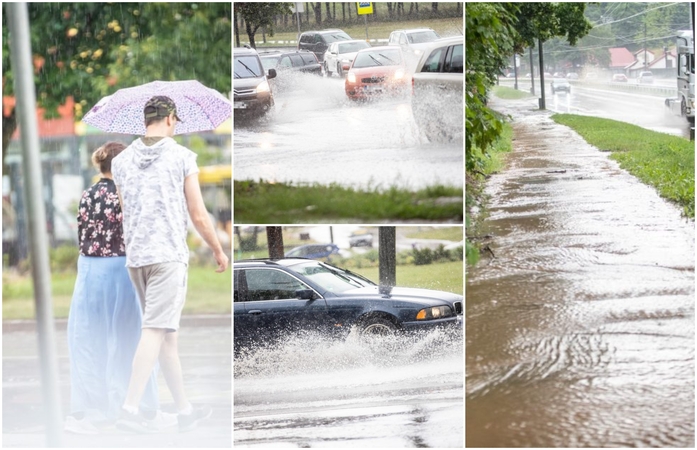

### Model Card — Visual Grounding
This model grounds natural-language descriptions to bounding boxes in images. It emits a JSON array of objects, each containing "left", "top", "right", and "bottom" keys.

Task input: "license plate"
[
  {"left": 234, "top": 102, "right": 247, "bottom": 109},
  {"left": 364, "top": 85, "right": 384, "bottom": 94}
]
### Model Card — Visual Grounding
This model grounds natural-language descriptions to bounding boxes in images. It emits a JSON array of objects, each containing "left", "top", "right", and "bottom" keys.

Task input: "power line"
[
  {"left": 546, "top": 34, "right": 680, "bottom": 54},
  {"left": 591, "top": 2, "right": 683, "bottom": 28}
]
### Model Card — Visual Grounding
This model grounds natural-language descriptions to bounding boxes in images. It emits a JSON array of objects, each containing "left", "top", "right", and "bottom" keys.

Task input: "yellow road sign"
[{"left": 356, "top": 2, "right": 373, "bottom": 15}]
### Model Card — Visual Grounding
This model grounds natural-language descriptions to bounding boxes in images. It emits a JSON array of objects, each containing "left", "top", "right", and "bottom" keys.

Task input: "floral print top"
[{"left": 77, "top": 178, "right": 126, "bottom": 257}]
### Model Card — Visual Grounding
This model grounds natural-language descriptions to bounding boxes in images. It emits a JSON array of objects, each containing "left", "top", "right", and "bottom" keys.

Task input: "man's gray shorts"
[{"left": 128, "top": 262, "right": 188, "bottom": 332}]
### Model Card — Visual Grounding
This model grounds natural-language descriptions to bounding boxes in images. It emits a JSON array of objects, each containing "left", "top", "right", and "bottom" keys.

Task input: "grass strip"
[
  {"left": 351, "top": 261, "right": 463, "bottom": 295},
  {"left": 552, "top": 114, "right": 694, "bottom": 218},
  {"left": 492, "top": 85, "right": 533, "bottom": 100},
  {"left": 234, "top": 180, "right": 463, "bottom": 223},
  {"left": 2, "top": 265, "right": 230, "bottom": 320}
]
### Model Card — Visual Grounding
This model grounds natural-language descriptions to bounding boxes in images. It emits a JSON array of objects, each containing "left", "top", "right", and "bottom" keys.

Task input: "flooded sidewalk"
[{"left": 466, "top": 97, "right": 695, "bottom": 447}]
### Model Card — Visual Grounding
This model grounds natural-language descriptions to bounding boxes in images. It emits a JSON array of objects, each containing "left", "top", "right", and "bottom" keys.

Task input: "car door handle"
[{"left": 248, "top": 310, "right": 262, "bottom": 315}]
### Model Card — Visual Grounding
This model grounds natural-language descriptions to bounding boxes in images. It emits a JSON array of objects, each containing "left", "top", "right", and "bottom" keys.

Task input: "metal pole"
[
  {"left": 529, "top": 46, "right": 536, "bottom": 96},
  {"left": 6, "top": 3, "right": 63, "bottom": 447},
  {"left": 378, "top": 227, "right": 396, "bottom": 295},
  {"left": 513, "top": 54, "right": 518, "bottom": 90},
  {"left": 364, "top": 15, "right": 368, "bottom": 40},
  {"left": 538, "top": 37, "right": 546, "bottom": 110}
]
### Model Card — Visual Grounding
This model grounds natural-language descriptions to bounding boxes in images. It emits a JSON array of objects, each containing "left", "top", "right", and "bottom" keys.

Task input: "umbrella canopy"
[{"left": 82, "top": 80, "right": 231, "bottom": 135}]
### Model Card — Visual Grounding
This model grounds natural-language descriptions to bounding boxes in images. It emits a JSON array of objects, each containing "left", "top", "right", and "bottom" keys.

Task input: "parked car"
[
  {"left": 284, "top": 244, "right": 340, "bottom": 260},
  {"left": 638, "top": 71, "right": 654, "bottom": 84},
  {"left": 550, "top": 78, "right": 570, "bottom": 94},
  {"left": 349, "top": 232, "right": 373, "bottom": 247},
  {"left": 233, "top": 258, "right": 463, "bottom": 349},
  {"left": 387, "top": 28, "right": 440, "bottom": 70},
  {"left": 345, "top": 46, "right": 409, "bottom": 99},
  {"left": 566, "top": 72, "right": 579, "bottom": 80},
  {"left": 612, "top": 73, "right": 628, "bottom": 82},
  {"left": 322, "top": 39, "right": 371, "bottom": 77},
  {"left": 233, "top": 46, "right": 277, "bottom": 119},
  {"left": 411, "top": 36, "right": 463, "bottom": 141},
  {"left": 585, "top": 72, "right": 598, "bottom": 80},
  {"left": 553, "top": 72, "right": 564, "bottom": 77},
  {"left": 258, "top": 50, "right": 321, "bottom": 75},
  {"left": 298, "top": 29, "right": 352, "bottom": 62}
]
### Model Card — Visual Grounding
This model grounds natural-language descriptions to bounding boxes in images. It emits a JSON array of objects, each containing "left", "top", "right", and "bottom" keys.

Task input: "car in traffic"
[
  {"left": 638, "top": 71, "right": 654, "bottom": 84},
  {"left": 233, "top": 258, "right": 463, "bottom": 349},
  {"left": 612, "top": 73, "right": 628, "bottom": 82},
  {"left": 234, "top": 46, "right": 277, "bottom": 119},
  {"left": 259, "top": 50, "right": 321, "bottom": 75},
  {"left": 298, "top": 29, "right": 352, "bottom": 62},
  {"left": 284, "top": 244, "right": 340, "bottom": 260},
  {"left": 566, "top": 72, "right": 579, "bottom": 80},
  {"left": 322, "top": 39, "right": 371, "bottom": 77},
  {"left": 387, "top": 28, "right": 440, "bottom": 69},
  {"left": 550, "top": 78, "right": 570, "bottom": 94},
  {"left": 349, "top": 231, "right": 373, "bottom": 247},
  {"left": 411, "top": 35, "right": 463, "bottom": 141},
  {"left": 345, "top": 46, "right": 409, "bottom": 99}
]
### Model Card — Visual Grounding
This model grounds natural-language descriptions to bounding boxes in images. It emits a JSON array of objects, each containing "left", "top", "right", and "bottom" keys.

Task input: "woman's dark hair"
[{"left": 91, "top": 141, "right": 126, "bottom": 174}]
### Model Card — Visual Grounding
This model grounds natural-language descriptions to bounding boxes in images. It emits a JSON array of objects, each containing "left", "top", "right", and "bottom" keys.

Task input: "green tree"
[
  {"left": 234, "top": 2, "right": 293, "bottom": 49},
  {"left": 2, "top": 3, "right": 231, "bottom": 163}
]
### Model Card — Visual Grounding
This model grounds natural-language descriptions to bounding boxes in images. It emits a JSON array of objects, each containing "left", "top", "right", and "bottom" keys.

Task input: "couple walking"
[{"left": 65, "top": 96, "right": 229, "bottom": 434}]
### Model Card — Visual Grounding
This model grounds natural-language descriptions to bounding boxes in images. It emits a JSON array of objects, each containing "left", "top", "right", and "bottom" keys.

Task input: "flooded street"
[
  {"left": 234, "top": 330, "right": 463, "bottom": 448},
  {"left": 466, "top": 98, "right": 695, "bottom": 447},
  {"left": 234, "top": 73, "right": 463, "bottom": 190}
]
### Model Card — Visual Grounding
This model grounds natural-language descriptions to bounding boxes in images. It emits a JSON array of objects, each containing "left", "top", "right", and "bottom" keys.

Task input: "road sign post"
[{"left": 356, "top": 2, "right": 373, "bottom": 40}]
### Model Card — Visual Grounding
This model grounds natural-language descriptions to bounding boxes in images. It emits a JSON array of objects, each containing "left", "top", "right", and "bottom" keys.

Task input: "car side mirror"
[
  {"left": 267, "top": 68, "right": 277, "bottom": 79},
  {"left": 296, "top": 289, "right": 315, "bottom": 300}
]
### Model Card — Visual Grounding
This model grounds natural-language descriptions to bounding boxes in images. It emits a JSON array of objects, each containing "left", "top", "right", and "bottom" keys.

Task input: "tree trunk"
[
  {"left": 432, "top": 2, "right": 438, "bottom": 13},
  {"left": 246, "top": 21, "right": 258, "bottom": 49},
  {"left": 312, "top": 2, "right": 322, "bottom": 25},
  {"left": 409, "top": 2, "right": 414, "bottom": 15},
  {"left": 348, "top": 2, "right": 352, "bottom": 20},
  {"left": 387, "top": 2, "right": 394, "bottom": 19},
  {"left": 266, "top": 227, "right": 284, "bottom": 259},
  {"left": 342, "top": 2, "right": 346, "bottom": 21}
]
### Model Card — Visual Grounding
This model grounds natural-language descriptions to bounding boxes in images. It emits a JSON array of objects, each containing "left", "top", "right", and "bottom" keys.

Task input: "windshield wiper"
[
  {"left": 377, "top": 53, "right": 397, "bottom": 64},
  {"left": 236, "top": 60, "right": 259, "bottom": 76},
  {"left": 319, "top": 263, "right": 363, "bottom": 287},
  {"left": 368, "top": 55, "right": 383, "bottom": 66}
]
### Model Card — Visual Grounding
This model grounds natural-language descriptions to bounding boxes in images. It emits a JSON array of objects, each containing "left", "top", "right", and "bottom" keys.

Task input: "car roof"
[
  {"left": 392, "top": 28, "right": 436, "bottom": 33},
  {"left": 258, "top": 50, "right": 315, "bottom": 57},
  {"left": 302, "top": 29, "right": 347, "bottom": 34},
  {"left": 234, "top": 258, "right": 323, "bottom": 268},
  {"left": 233, "top": 46, "right": 259, "bottom": 56},
  {"left": 357, "top": 45, "right": 399, "bottom": 52}
]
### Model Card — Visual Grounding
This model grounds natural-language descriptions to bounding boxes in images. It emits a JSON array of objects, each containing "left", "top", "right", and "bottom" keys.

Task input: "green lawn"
[
  {"left": 351, "top": 261, "right": 463, "bottom": 295},
  {"left": 234, "top": 180, "right": 463, "bottom": 223},
  {"left": 552, "top": 114, "right": 695, "bottom": 218},
  {"left": 404, "top": 226, "right": 462, "bottom": 241},
  {"left": 2, "top": 265, "right": 230, "bottom": 320},
  {"left": 492, "top": 85, "right": 533, "bottom": 100}
]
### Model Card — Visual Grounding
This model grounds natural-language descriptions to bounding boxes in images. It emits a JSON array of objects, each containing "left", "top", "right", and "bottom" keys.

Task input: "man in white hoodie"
[{"left": 111, "top": 96, "right": 229, "bottom": 433}]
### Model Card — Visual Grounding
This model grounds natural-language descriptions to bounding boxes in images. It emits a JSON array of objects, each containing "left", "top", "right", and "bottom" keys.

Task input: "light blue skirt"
[{"left": 67, "top": 255, "right": 159, "bottom": 420}]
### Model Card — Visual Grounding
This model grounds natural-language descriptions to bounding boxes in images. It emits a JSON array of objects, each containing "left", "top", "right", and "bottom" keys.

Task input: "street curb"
[{"left": 2, "top": 314, "right": 231, "bottom": 333}]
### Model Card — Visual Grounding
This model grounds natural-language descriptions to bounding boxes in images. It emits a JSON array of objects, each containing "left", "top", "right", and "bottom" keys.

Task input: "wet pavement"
[
  {"left": 235, "top": 329, "right": 463, "bottom": 448},
  {"left": 2, "top": 315, "right": 231, "bottom": 448},
  {"left": 234, "top": 72, "right": 463, "bottom": 190},
  {"left": 466, "top": 97, "right": 695, "bottom": 447}
]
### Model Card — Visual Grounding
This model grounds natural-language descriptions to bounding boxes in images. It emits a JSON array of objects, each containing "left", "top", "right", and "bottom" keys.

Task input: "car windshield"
[
  {"left": 407, "top": 30, "right": 439, "bottom": 44},
  {"left": 338, "top": 41, "right": 370, "bottom": 54},
  {"left": 259, "top": 56, "right": 280, "bottom": 71},
  {"left": 234, "top": 55, "right": 263, "bottom": 79},
  {"left": 323, "top": 32, "right": 351, "bottom": 43},
  {"left": 353, "top": 49, "right": 402, "bottom": 68},
  {"left": 289, "top": 261, "right": 374, "bottom": 293}
]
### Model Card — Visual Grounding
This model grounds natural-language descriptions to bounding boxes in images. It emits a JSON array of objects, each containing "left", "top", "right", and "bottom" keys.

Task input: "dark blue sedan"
[{"left": 234, "top": 258, "right": 462, "bottom": 350}]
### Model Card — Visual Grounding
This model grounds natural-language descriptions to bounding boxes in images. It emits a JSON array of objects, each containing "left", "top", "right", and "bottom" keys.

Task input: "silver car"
[
  {"left": 411, "top": 36, "right": 463, "bottom": 142},
  {"left": 388, "top": 28, "right": 441, "bottom": 71},
  {"left": 322, "top": 40, "right": 371, "bottom": 77}
]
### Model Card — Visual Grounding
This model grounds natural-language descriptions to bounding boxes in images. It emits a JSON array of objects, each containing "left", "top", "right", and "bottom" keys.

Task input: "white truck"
[{"left": 665, "top": 30, "right": 694, "bottom": 123}]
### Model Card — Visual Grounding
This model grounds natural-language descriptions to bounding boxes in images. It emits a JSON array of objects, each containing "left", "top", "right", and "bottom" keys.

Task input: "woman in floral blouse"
[{"left": 65, "top": 142, "right": 166, "bottom": 434}]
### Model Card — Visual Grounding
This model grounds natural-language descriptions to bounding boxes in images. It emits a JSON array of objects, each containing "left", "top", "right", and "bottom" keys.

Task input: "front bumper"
[{"left": 402, "top": 315, "right": 462, "bottom": 331}]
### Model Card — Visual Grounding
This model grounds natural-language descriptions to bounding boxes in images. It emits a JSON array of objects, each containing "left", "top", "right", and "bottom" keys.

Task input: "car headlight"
[
  {"left": 394, "top": 69, "right": 405, "bottom": 80},
  {"left": 347, "top": 72, "right": 356, "bottom": 83},
  {"left": 256, "top": 80, "right": 270, "bottom": 94},
  {"left": 416, "top": 305, "right": 453, "bottom": 320}
]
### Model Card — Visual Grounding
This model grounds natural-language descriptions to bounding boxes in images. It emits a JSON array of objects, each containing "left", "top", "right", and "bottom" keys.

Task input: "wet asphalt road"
[
  {"left": 2, "top": 316, "right": 231, "bottom": 448},
  {"left": 233, "top": 72, "right": 463, "bottom": 190},
  {"left": 466, "top": 97, "right": 694, "bottom": 447}
]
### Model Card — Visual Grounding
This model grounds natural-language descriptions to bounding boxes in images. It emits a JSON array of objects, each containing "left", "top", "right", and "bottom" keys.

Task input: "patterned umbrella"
[{"left": 82, "top": 80, "right": 231, "bottom": 135}]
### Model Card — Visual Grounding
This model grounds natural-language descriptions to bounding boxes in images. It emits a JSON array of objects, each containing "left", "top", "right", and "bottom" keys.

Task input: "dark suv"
[
  {"left": 234, "top": 46, "right": 277, "bottom": 119},
  {"left": 259, "top": 50, "right": 321, "bottom": 75},
  {"left": 298, "top": 29, "right": 352, "bottom": 62}
]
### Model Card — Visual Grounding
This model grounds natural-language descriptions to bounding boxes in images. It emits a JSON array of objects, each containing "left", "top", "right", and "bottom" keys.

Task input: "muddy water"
[{"left": 466, "top": 99, "right": 695, "bottom": 447}]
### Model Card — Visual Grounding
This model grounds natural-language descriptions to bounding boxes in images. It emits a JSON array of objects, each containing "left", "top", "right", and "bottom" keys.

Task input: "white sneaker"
[
  {"left": 64, "top": 415, "right": 99, "bottom": 435},
  {"left": 148, "top": 411, "right": 178, "bottom": 430}
]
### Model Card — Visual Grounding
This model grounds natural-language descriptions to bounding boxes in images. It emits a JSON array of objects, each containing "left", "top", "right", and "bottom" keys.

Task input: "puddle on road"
[{"left": 467, "top": 99, "right": 695, "bottom": 447}]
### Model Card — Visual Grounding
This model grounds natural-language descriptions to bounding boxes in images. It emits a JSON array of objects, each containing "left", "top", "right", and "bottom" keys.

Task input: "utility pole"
[
  {"left": 644, "top": 22, "right": 648, "bottom": 70},
  {"left": 378, "top": 227, "right": 396, "bottom": 295},
  {"left": 538, "top": 37, "right": 546, "bottom": 109},
  {"left": 6, "top": 2, "right": 63, "bottom": 446},
  {"left": 513, "top": 54, "right": 519, "bottom": 90},
  {"left": 529, "top": 46, "right": 536, "bottom": 96}
]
